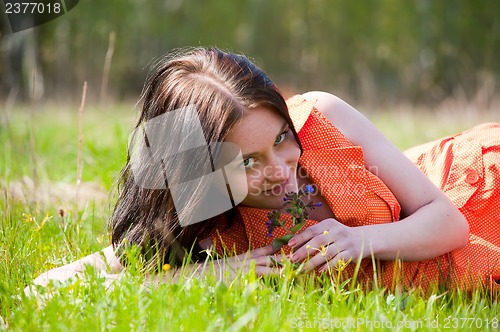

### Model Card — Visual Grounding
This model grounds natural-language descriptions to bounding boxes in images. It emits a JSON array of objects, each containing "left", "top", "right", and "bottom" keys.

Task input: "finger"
[
  {"left": 247, "top": 254, "right": 285, "bottom": 267},
  {"left": 317, "top": 251, "right": 354, "bottom": 274},
  {"left": 247, "top": 244, "right": 277, "bottom": 258},
  {"left": 287, "top": 224, "right": 322, "bottom": 248},
  {"left": 237, "top": 245, "right": 275, "bottom": 261},
  {"left": 255, "top": 266, "right": 282, "bottom": 276},
  {"left": 303, "top": 245, "right": 343, "bottom": 272},
  {"left": 290, "top": 233, "right": 332, "bottom": 263},
  {"left": 288, "top": 218, "right": 340, "bottom": 248},
  {"left": 271, "top": 253, "right": 292, "bottom": 264},
  {"left": 251, "top": 255, "right": 276, "bottom": 267},
  {"left": 265, "top": 254, "right": 290, "bottom": 267}
]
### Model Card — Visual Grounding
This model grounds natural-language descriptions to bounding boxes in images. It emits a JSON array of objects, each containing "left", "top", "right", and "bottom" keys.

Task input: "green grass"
[{"left": 1, "top": 103, "right": 499, "bottom": 331}]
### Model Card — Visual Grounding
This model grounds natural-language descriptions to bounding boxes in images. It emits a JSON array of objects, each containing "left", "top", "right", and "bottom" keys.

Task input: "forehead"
[{"left": 224, "top": 106, "right": 286, "bottom": 145}]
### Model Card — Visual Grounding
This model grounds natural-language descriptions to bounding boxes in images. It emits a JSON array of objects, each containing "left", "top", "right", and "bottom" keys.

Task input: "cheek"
[
  {"left": 286, "top": 142, "right": 301, "bottom": 164},
  {"left": 294, "top": 146, "right": 301, "bottom": 162},
  {"left": 246, "top": 172, "right": 263, "bottom": 194}
]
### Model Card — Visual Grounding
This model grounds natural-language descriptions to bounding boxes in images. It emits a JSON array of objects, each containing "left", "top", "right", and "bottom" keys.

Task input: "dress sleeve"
[{"left": 286, "top": 94, "right": 317, "bottom": 133}]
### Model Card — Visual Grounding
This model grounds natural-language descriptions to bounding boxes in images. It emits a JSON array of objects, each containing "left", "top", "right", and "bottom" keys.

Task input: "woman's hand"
[
  {"left": 300, "top": 91, "right": 468, "bottom": 261},
  {"left": 24, "top": 245, "right": 123, "bottom": 296},
  {"left": 176, "top": 244, "right": 283, "bottom": 281},
  {"left": 287, "top": 218, "right": 369, "bottom": 272}
]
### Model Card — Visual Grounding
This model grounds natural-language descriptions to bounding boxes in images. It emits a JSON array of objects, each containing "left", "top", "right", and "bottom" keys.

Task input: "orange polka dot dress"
[{"left": 209, "top": 95, "right": 500, "bottom": 291}]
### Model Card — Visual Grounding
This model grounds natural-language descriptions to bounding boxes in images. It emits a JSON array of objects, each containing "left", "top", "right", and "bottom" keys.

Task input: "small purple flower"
[
  {"left": 305, "top": 184, "right": 314, "bottom": 194},
  {"left": 265, "top": 187, "right": 322, "bottom": 250},
  {"left": 266, "top": 218, "right": 277, "bottom": 237},
  {"left": 314, "top": 202, "right": 322, "bottom": 207}
]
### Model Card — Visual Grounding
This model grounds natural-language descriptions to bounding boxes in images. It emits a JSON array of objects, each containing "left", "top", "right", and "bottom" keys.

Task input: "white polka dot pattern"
[{"left": 209, "top": 96, "right": 500, "bottom": 291}]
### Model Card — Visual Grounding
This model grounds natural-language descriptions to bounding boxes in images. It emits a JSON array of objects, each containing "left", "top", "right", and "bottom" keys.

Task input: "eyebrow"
[{"left": 241, "top": 121, "right": 290, "bottom": 159}]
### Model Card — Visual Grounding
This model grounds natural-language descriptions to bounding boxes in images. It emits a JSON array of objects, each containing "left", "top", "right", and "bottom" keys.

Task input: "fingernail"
[
  {"left": 291, "top": 254, "right": 298, "bottom": 262},
  {"left": 288, "top": 239, "right": 296, "bottom": 247}
]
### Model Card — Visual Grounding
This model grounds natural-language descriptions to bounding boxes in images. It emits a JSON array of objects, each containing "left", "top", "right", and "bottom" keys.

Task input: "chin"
[{"left": 240, "top": 194, "right": 285, "bottom": 210}]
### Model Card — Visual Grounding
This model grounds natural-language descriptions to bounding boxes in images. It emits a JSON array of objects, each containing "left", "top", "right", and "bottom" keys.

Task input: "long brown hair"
[{"left": 110, "top": 47, "right": 302, "bottom": 269}]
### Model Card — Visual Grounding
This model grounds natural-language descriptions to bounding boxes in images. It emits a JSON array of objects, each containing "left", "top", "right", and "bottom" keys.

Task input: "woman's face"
[{"left": 224, "top": 106, "right": 301, "bottom": 209}]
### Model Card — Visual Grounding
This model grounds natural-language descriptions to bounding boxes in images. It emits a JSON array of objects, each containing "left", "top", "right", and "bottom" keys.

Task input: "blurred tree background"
[{"left": 1, "top": 0, "right": 499, "bottom": 109}]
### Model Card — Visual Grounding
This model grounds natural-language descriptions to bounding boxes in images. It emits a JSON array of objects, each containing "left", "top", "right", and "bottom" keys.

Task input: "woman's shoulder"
[
  {"left": 288, "top": 91, "right": 366, "bottom": 145},
  {"left": 302, "top": 91, "right": 361, "bottom": 134},
  {"left": 288, "top": 92, "right": 407, "bottom": 160}
]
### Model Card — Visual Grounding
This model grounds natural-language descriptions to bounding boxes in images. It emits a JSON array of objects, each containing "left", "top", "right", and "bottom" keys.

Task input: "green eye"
[
  {"left": 242, "top": 157, "right": 255, "bottom": 168},
  {"left": 275, "top": 131, "right": 287, "bottom": 144}
]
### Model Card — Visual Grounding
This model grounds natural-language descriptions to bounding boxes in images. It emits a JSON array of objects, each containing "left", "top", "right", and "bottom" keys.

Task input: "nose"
[{"left": 264, "top": 153, "right": 290, "bottom": 183}]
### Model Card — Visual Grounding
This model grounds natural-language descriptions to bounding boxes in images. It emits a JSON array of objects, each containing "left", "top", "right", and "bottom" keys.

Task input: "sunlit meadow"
[{"left": 1, "top": 101, "right": 498, "bottom": 331}]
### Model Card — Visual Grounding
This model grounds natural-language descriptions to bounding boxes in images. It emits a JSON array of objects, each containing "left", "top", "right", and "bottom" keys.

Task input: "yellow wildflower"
[
  {"left": 335, "top": 258, "right": 353, "bottom": 272},
  {"left": 320, "top": 245, "right": 328, "bottom": 256}
]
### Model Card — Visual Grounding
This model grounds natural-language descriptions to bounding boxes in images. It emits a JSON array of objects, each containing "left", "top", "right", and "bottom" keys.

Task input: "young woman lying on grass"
[{"left": 29, "top": 47, "right": 500, "bottom": 292}]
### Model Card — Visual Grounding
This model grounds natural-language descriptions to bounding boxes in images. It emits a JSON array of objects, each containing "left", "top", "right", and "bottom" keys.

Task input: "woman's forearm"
[
  {"left": 363, "top": 198, "right": 469, "bottom": 261},
  {"left": 31, "top": 245, "right": 122, "bottom": 286}
]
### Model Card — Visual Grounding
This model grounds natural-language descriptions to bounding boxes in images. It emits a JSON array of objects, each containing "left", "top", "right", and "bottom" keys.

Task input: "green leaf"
[
  {"left": 290, "top": 221, "right": 306, "bottom": 234},
  {"left": 271, "top": 218, "right": 282, "bottom": 227},
  {"left": 272, "top": 234, "right": 293, "bottom": 251}
]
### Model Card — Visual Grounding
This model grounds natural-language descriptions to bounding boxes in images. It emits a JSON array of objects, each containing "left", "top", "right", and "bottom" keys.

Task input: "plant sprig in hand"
[{"left": 266, "top": 184, "right": 322, "bottom": 251}]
